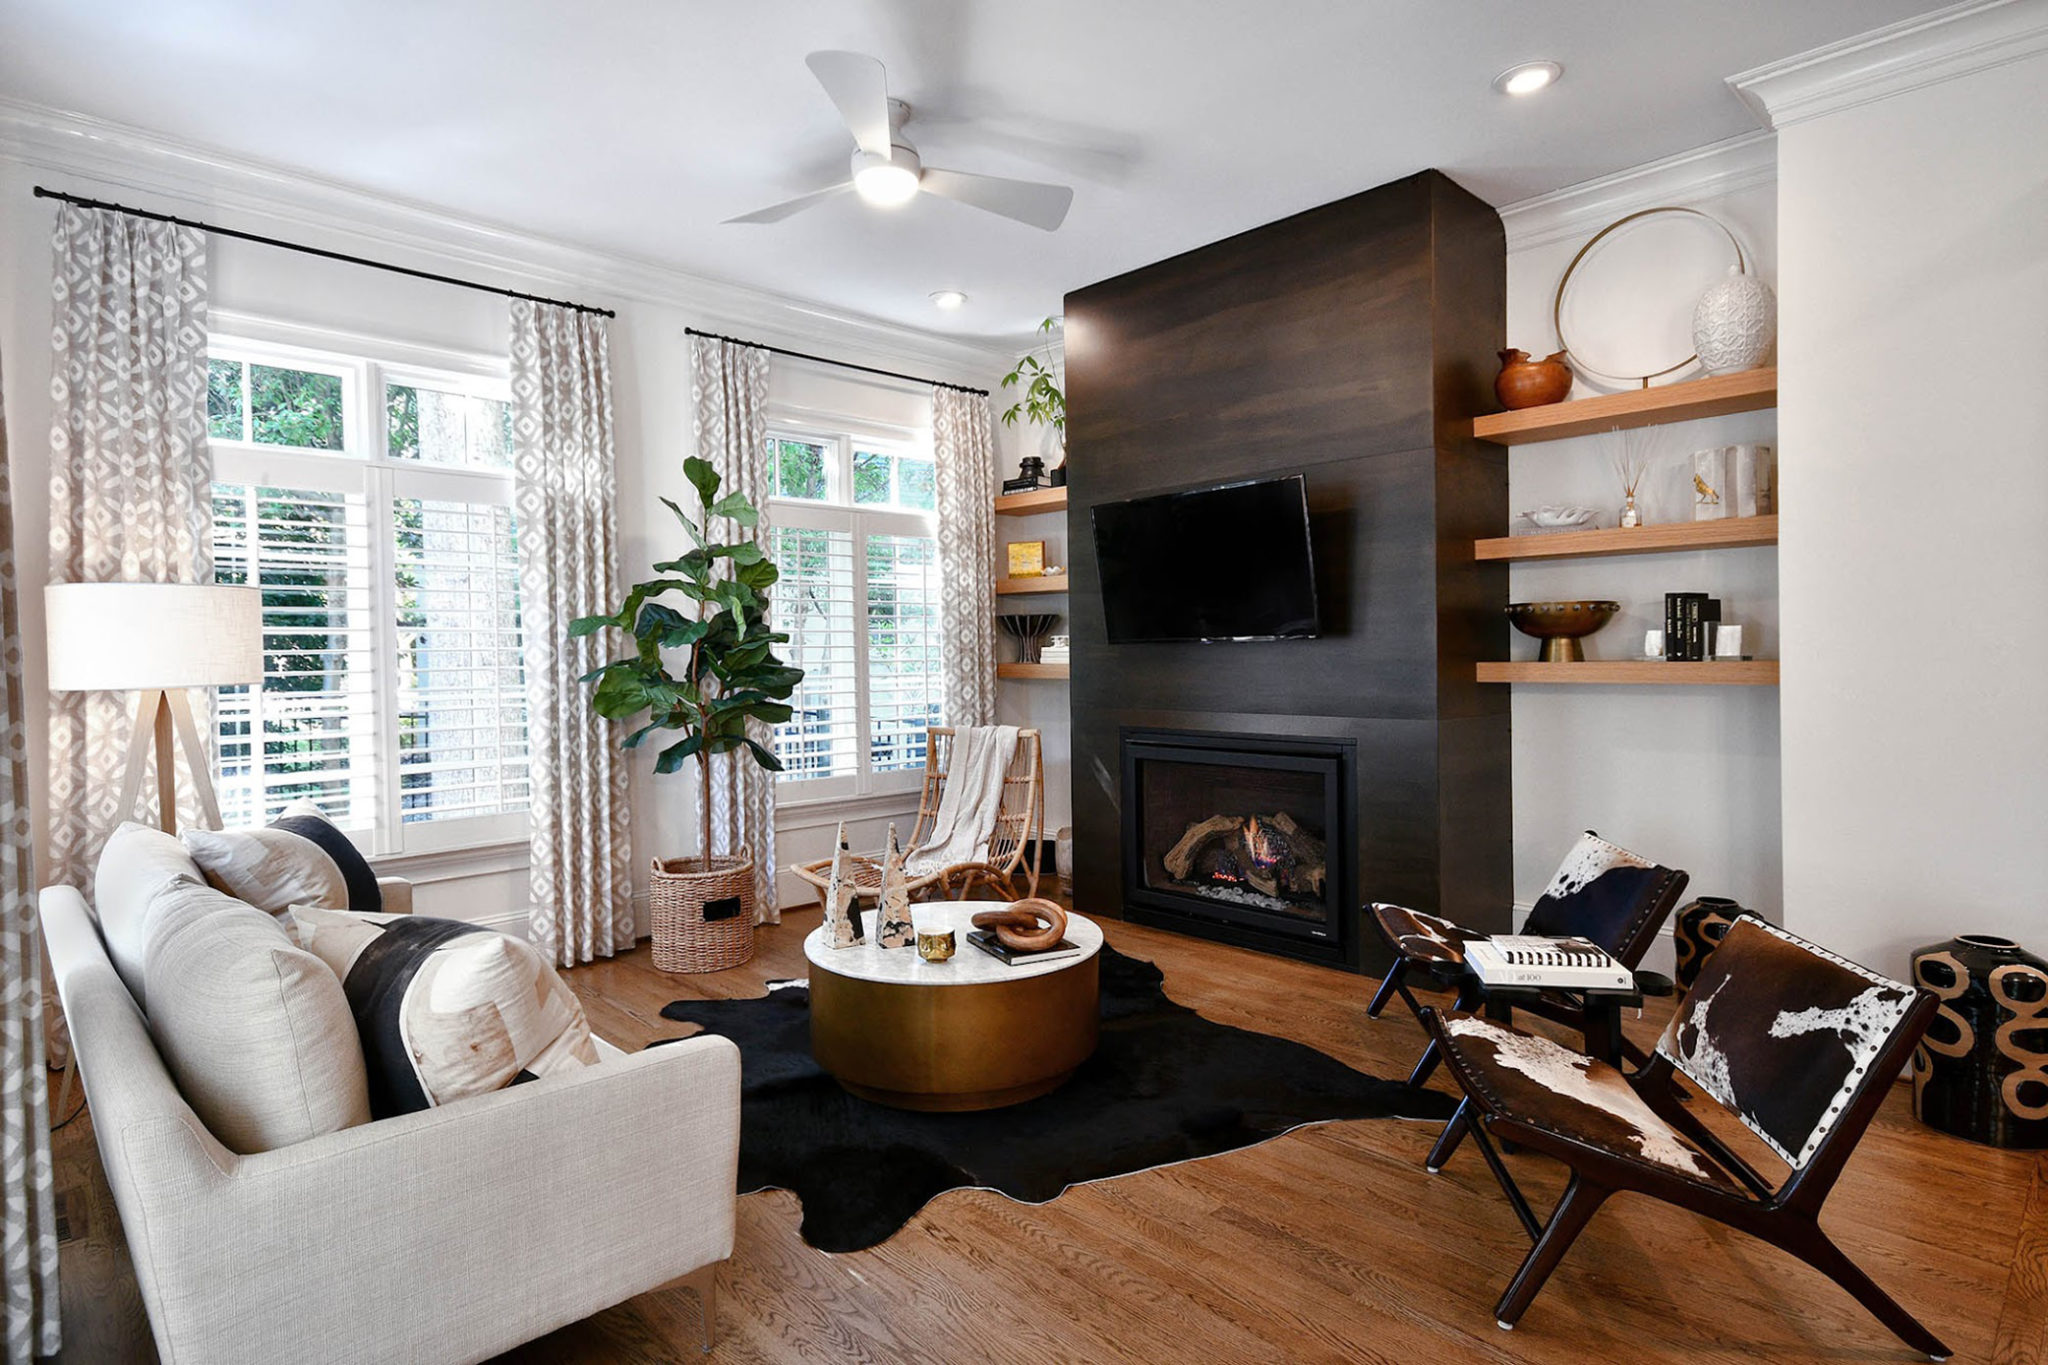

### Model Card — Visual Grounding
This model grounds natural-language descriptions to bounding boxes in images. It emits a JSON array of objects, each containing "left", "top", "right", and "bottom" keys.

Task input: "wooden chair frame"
[
  {"left": 1416, "top": 987, "right": 1950, "bottom": 1359},
  {"left": 792, "top": 727, "right": 1044, "bottom": 908},
  {"left": 1368, "top": 860, "right": 1689, "bottom": 1086}
]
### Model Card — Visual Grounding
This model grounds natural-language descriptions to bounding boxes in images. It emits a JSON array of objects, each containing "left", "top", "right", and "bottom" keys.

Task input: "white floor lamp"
[{"left": 45, "top": 581, "right": 263, "bottom": 834}]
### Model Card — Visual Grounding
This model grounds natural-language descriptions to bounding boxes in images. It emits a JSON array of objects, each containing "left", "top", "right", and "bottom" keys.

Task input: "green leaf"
[
  {"left": 710, "top": 540, "right": 766, "bottom": 564},
  {"left": 568, "top": 613, "right": 615, "bottom": 638},
  {"left": 707, "top": 492, "right": 759, "bottom": 526},
  {"left": 683, "top": 457, "right": 721, "bottom": 508},
  {"left": 742, "top": 737, "right": 784, "bottom": 772},
  {"left": 654, "top": 734, "right": 704, "bottom": 775}
]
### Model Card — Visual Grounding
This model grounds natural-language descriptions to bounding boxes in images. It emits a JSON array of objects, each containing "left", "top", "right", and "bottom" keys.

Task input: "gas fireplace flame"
[{"left": 1243, "top": 816, "right": 1282, "bottom": 869}]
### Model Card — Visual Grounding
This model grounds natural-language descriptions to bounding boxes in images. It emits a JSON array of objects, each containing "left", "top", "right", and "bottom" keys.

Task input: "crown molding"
[
  {"left": 0, "top": 97, "right": 1014, "bottom": 381},
  {"left": 1728, "top": 0, "right": 2048, "bottom": 130},
  {"left": 1497, "top": 131, "right": 1777, "bottom": 253}
]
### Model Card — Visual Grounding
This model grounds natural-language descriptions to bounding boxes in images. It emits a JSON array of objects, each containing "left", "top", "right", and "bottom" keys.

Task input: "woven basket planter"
[{"left": 649, "top": 854, "right": 756, "bottom": 973}]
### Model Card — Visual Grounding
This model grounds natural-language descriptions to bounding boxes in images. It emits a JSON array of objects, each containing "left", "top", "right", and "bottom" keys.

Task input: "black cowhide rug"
[{"left": 656, "top": 946, "right": 1455, "bottom": 1252}]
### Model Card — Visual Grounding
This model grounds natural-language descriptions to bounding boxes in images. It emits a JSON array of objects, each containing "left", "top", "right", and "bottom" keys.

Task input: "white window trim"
[
  {"left": 765, "top": 419, "right": 941, "bottom": 803},
  {"left": 209, "top": 331, "right": 531, "bottom": 860}
]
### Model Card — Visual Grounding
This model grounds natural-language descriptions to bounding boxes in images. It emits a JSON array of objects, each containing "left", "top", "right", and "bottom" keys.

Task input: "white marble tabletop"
[{"left": 803, "top": 901, "right": 1102, "bottom": 986}]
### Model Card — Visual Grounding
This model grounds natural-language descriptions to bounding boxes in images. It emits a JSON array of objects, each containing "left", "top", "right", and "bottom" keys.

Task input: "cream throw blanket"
[{"left": 908, "top": 725, "right": 1020, "bottom": 875}]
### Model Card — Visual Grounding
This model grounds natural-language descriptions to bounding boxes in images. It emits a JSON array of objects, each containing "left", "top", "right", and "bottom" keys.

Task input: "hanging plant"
[
  {"left": 570, "top": 457, "right": 801, "bottom": 867},
  {"left": 1000, "top": 317, "right": 1065, "bottom": 434}
]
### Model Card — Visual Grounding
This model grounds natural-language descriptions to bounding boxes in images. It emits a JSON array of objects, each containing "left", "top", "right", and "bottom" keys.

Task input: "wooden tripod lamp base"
[
  {"left": 45, "top": 581, "right": 262, "bottom": 837},
  {"left": 117, "top": 688, "right": 224, "bottom": 834}
]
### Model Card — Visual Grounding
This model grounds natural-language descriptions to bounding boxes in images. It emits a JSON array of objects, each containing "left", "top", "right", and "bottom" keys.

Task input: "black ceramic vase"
[
  {"left": 1910, "top": 935, "right": 2048, "bottom": 1149},
  {"left": 1672, "top": 896, "right": 1743, "bottom": 990}
]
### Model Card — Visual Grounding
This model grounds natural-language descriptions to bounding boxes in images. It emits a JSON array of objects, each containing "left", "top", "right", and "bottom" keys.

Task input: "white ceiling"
[{"left": 0, "top": 0, "right": 1948, "bottom": 344}]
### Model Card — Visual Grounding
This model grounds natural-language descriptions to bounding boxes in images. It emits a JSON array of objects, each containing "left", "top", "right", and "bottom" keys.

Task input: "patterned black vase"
[
  {"left": 1672, "top": 896, "right": 1742, "bottom": 990},
  {"left": 1911, "top": 935, "right": 2048, "bottom": 1149}
]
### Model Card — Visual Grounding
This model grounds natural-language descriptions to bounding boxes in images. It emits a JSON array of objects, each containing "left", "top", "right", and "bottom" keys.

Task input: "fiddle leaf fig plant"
[
  {"left": 570, "top": 456, "right": 801, "bottom": 867},
  {"left": 1000, "top": 316, "right": 1065, "bottom": 433}
]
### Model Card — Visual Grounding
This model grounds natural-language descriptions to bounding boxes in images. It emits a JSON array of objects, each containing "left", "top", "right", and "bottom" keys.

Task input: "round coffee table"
[{"left": 804, "top": 902, "right": 1102, "bottom": 1112}]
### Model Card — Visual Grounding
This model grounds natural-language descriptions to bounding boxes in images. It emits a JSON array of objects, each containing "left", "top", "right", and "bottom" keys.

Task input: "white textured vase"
[{"left": 1692, "top": 266, "right": 1777, "bottom": 374}]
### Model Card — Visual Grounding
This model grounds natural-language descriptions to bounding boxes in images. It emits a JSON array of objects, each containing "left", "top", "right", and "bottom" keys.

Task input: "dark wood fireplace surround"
[{"left": 1062, "top": 169, "right": 1510, "bottom": 972}]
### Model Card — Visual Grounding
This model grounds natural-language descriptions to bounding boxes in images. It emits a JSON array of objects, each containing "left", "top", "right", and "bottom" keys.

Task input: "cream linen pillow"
[
  {"left": 142, "top": 880, "right": 371, "bottom": 1153},
  {"left": 182, "top": 798, "right": 382, "bottom": 916},
  {"left": 93, "top": 821, "right": 206, "bottom": 1007}
]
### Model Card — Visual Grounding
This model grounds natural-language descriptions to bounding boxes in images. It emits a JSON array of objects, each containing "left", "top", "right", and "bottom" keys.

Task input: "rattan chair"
[{"left": 792, "top": 727, "right": 1044, "bottom": 908}]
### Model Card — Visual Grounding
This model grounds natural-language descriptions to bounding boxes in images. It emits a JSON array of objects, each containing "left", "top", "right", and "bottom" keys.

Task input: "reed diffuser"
[{"left": 1610, "top": 426, "right": 1658, "bottom": 528}]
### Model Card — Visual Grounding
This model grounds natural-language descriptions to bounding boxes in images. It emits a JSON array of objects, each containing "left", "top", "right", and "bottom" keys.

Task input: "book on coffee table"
[
  {"left": 965, "top": 929, "right": 1086, "bottom": 967},
  {"left": 1465, "top": 934, "right": 1634, "bottom": 991}
]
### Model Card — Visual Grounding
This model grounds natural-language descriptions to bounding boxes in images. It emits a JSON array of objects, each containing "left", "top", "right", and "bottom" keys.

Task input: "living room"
[{"left": 0, "top": 2, "right": 2042, "bottom": 1362}]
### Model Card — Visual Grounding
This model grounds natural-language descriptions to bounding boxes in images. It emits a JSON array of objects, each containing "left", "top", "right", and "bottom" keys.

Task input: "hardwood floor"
[{"left": 50, "top": 906, "right": 2045, "bottom": 1363}]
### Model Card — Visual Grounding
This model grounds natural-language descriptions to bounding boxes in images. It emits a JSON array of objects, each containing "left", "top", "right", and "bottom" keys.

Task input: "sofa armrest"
[
  {"left": 375, "top": 876, "right": 412, "bottom": 915},
  {"left": 107, "top": 1035, "right": 739, "bottom": 1365}
]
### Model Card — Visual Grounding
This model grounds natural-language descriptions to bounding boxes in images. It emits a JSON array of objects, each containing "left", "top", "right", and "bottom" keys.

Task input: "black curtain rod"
[
  {"left": 33, "top": 186, "right": 616, "bottom": 319},
  {"left": 685, "top": 327, "right": 988, "bottom": 396}
]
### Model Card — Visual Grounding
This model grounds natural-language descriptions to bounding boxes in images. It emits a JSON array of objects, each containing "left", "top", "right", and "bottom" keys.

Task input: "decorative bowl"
[
  {"left": 997, "top": 613, "right": 1062, "bottom": 663},
  {"left": 1506, "top": 600, "right": 1621, "bottom": 663},
  {"left": 1515, "top": 505, "right": 1600, "bottom": 533}
]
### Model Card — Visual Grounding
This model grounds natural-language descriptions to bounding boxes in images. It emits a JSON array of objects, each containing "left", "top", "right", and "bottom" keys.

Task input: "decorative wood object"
[
  {"left": 1506, "top": 601, "right": 1620, "bottom": 664},
  {"left": 996, "top": 576, "right": 1070, "bottom": 596},
  {"left": 970, "top": 898, "right": 1070, "bottom": 953},
  {"left": 875, "top": 824, "right": 915, "bottom": 950},
  {"left": 1471, "top": 368, "right": 1776, "bottom": 445},
  {"left": 1494, "top": 349, "right": 1572, "bottom": 409},
  {"left": 823, "top": 822, "right": 864, "bottom": 949},
  {"left": 1474, "top": 515, "right": 1777, "bottom": 562},
  {"left": 1911, "top": 934, "right": 2048, "bottom": 1148}
]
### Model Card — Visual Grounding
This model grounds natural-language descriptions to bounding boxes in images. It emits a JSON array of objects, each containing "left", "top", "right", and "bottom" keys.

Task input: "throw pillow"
[
  {"left": 182, "top": 798, "right": 382, "bottom": 916},
  {"left": 142, "top": 880, "right": 372, "bottom": 1153},
  {"left": 290, "top": 906, "right": 599, "bottom": 1118},
  {"left": 93, "top": 821, "right": 206, "bottom": 1007}
]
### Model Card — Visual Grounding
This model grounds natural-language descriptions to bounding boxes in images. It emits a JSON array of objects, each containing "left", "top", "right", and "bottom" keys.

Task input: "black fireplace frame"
[{"left": 1119, "top": 727, "right": 1358, "bottom": 967}]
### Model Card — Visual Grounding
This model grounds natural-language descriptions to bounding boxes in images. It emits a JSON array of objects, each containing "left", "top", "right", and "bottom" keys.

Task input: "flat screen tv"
[{"left": 1093, "top": 475, "right": 1319, "bottom": 643}]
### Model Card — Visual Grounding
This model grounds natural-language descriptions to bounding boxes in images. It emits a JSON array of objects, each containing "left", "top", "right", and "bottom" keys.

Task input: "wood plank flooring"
[{"left": 49, "top": 906, "right": 2044, "bottom": 1363}]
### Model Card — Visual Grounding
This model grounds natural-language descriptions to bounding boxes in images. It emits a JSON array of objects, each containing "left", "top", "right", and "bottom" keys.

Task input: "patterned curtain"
[
  {"left": 688, "top": 336, "right": 778, "bottom": 924},
  {"left": 932, "top": 387, "right": 999, "bottom": 728},
  {"left": 45, "top": 204, "right": 212, "bottom": 887},
  {"left": 510, "top": 301, "right": 635, "bottom": 966},
  {"left": 3, "top": 350, "right": 62, "bottom": 1360}
]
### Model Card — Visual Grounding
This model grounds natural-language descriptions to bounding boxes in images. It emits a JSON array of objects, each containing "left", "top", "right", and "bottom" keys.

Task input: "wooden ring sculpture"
[{"left": 971, "top": 898, "right": 1069, "bottom": 953}]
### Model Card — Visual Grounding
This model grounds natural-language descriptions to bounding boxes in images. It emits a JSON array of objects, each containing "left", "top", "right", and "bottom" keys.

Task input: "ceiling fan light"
[
  {"left": 855, "top": 162, "right": 920, "bottom": 206},
  {"left": 1494, "top": 61, "right": 1562, "bottom": 96}
]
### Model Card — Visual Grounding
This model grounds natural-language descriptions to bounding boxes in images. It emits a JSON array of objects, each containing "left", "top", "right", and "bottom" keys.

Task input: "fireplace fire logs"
[{"left": 1163, "top": 812, "right": 1327, "bottom": 905}]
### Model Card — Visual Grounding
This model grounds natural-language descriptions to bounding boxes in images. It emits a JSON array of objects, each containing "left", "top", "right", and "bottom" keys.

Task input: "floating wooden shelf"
[
  {"left": 1472, "top": 368, "right": 1777, "bottom": 446},
  {"left": 996, "top": 576, "right": 1071, "bottom": 596},
  {"left": 998, "top": 662, "right": 1070, "bottom": 680},
  {"left": 995, "top": 487, "right": 1067, "bottom": 515},
  {"left": 1477, "top": 660, "right": 1779, "bottom": 685},
  {"left": 1476, "top": 515, "right": 1778, "bottom": 562}
]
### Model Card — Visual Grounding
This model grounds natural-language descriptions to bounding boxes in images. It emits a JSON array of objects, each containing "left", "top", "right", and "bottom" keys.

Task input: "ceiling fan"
[{"left": 725, "top": 51, "right": 1075, "bottom": 232}]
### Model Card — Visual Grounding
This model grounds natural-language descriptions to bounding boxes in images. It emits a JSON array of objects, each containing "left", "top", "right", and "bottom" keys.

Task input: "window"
[
  {"left": 208, "top": 337, "right": 528, "bottom": 855},
  {"left": 765, "top": 425, "right": 943, "bottom": 798}
]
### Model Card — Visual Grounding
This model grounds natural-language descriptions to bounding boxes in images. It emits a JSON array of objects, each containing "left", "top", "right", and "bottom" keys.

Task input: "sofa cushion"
[
  {"left": 93, "top": 821, "right": 206, "bottom": 1008},
  {"left": 182, "top": 798, "right": 382, "bottom": 916},
  {"left": 291, "top": 907, "right": 598, "bottom": 1119},
  {"left": 142, "top": 880, "right": 371, "bottom": 1153}
]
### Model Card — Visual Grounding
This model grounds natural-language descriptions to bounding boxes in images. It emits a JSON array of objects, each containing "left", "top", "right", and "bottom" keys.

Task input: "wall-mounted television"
[{"left": 1093, "top": 475, "right": 1319, "bottom": 643}]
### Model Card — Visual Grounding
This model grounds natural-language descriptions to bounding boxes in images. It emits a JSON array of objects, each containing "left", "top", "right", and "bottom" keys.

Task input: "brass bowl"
[{"left": 1506, "top": 600, "right": 1621, "bottom": 663}]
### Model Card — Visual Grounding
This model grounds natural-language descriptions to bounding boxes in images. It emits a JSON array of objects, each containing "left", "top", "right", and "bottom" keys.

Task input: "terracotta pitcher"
[{"left": 1494, "top": 349, "right": 1572, "bottom": 410}]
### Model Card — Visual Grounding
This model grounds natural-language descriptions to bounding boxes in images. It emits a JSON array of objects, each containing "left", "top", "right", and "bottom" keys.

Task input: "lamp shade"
[{"left": 45, "top": 582, "right": 263, "bottom": 692}]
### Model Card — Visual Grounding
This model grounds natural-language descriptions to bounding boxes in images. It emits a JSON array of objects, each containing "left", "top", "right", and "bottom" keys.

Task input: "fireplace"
[{"left": 1120, "top": 729, "right": 1356, "bottom": 964}]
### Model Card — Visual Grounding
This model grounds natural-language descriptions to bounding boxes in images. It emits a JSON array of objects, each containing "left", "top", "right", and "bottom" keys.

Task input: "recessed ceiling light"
[
  {"left": 929, "top": 290, "right": 968, "bottom": 310},
  {"left": 1494, "top": 61, "right": 1563, "bottom": 96}
]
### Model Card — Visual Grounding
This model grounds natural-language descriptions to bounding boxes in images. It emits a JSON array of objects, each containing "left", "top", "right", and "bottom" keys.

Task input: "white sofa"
[{"left": 42, "top": 869, "right": 741, "bottom": 1365}]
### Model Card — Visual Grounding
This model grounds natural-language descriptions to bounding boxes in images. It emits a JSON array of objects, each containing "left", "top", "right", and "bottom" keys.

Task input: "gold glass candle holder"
[{"left": 916, "top": 927, "right": 956, "bottom": 963}]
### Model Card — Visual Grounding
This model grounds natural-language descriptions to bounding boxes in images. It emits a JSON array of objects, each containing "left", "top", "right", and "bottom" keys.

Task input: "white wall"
[
  {"left": 1501, "top": 160, "right": 1784, "bottom": 951},
  {"left": 1773, "top": 42, "right": 2048, "bottom": 970},
  {"left": 0, "top": 110, "right": 1011, "bottom": 930}
]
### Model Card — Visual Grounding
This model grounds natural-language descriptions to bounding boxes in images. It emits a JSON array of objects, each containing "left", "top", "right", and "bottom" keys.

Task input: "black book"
[
  {"left": 1664, "top": 593, "right": 1680, "bottom": 660},
  {"left": 965, "top": 929, "right": 1085, "bottom": 966}
]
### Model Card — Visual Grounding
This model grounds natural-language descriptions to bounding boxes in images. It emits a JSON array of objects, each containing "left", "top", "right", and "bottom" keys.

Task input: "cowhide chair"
[
  {"left": 1367, "top": 831, "right": 1689, "bottom": 1085},
  {"left": 1418, "top": 915, "right": 1949, "bottom": 1359}
]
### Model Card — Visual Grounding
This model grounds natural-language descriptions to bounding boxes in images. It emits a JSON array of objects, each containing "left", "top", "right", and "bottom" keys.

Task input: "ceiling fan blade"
[
  {"left": 723, "top": 181, "right": 855, "bottom": 225},
  {"left": 805, "top": 50, "right": 893, "bottom": 159},
  {"left": 919, "top": 167, "right": 1074, "bottom": 231}
]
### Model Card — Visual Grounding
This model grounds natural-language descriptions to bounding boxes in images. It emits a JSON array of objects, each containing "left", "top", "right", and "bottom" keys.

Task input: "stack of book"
[
  {"left": 1039, "top": 633, "right": 1071, "bottom": 665},
  {"left": 966, "top": 930, "right": 1085, "bottom": 966},
  {"left": 1663, "top": 593, "right": 1719, "bottom": 661}
]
